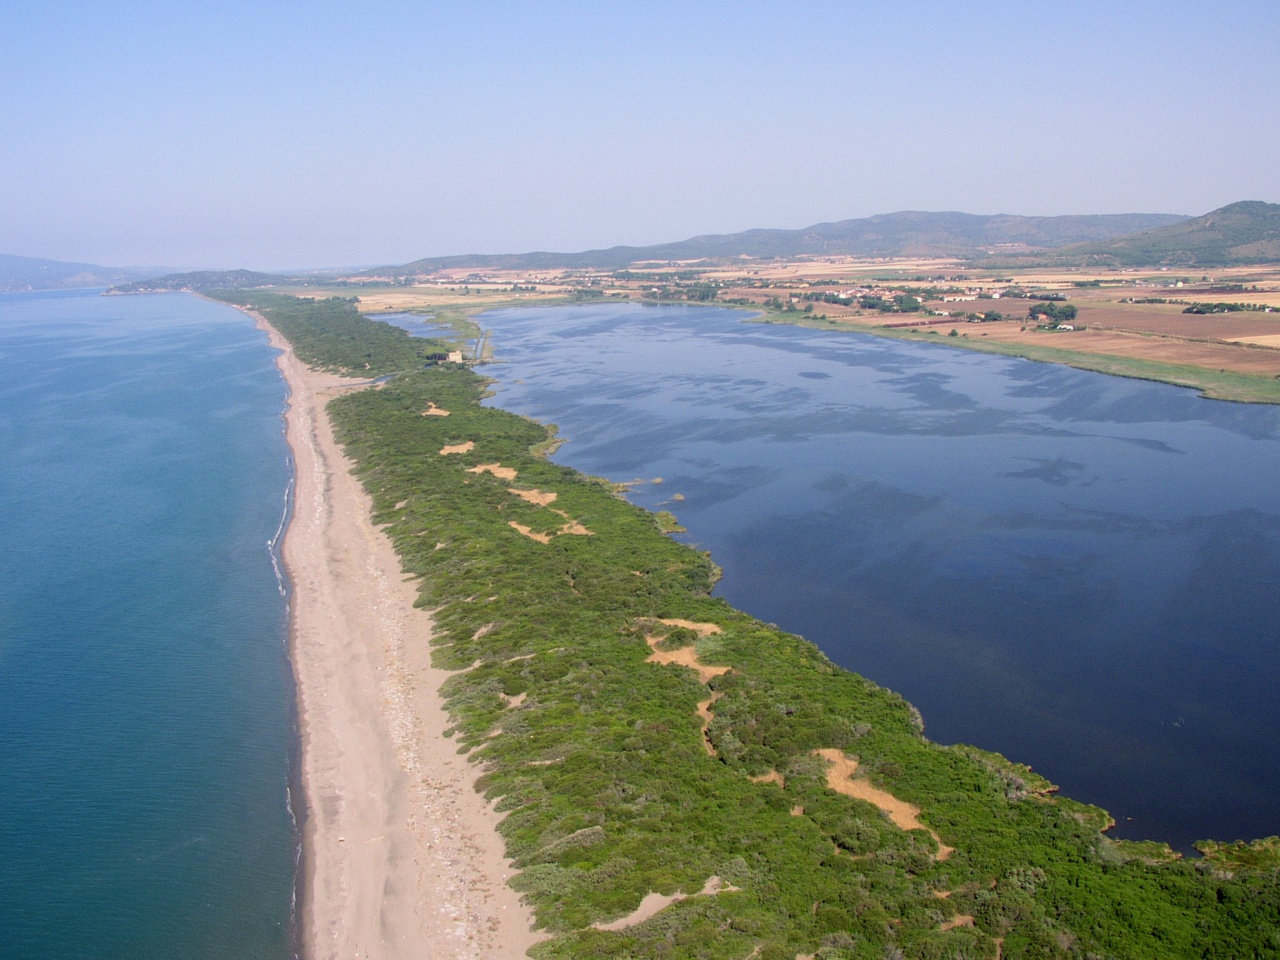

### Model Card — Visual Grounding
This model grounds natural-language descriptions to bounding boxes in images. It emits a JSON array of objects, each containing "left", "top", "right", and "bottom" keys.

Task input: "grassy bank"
[{"left": 221, "top": 291, "right": 1280, "bottom": 960}]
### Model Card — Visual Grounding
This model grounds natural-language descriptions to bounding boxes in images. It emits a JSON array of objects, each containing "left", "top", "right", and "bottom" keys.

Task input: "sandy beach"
[{"left": 257, "top": 316, "right": 540, "bottom": 960}]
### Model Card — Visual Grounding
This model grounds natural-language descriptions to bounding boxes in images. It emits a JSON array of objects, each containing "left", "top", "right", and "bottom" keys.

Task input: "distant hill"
[
  {"left": 391, "top": 210, "right": 1189, "bottom": 274},
  {"left": 1058, "top": 201, "right": 1280, "bottom": 266},
  {"left": 108, "top": 269, "right": 291, "bottom": 294},
  {"left": 0, "top": 253, "right": 163, "bottom": 292}
]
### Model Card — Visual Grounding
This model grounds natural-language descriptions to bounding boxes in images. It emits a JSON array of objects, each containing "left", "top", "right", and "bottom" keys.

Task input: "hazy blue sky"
[{"left": 2, "top": 0, "right": 1277, "bottom": 269}]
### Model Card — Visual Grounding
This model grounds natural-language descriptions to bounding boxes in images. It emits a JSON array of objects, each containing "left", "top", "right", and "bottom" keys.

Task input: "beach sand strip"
[{"left": 257, "top": 314, "right": 540, "bottom": 960}]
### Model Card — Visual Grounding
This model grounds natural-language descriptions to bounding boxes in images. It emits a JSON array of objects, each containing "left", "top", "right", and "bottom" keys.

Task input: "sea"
[
  {"left": 0, "top": 290, "right": 296, "bottom": 959},
  {"left": 391, "top": 301, "right": 1280, "bottom": 854}
]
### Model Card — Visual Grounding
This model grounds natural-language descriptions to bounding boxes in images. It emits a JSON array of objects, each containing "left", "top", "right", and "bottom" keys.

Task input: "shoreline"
[{"left": 253, "top": 311, "right": 539, "bottom": 960}]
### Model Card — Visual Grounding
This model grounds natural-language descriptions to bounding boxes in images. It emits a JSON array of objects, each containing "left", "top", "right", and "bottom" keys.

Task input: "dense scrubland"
[{"left": 218, "top": 291, "right": 1280, "bottom": 960}]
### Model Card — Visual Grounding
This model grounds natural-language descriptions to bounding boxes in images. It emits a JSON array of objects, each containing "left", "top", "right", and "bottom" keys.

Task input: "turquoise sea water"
[
  {"left": 421, "top": 302, "right": 1280, "bottom": 854},
  {"left": 0, "top": 290, "right": 295, "bottom": 959}
]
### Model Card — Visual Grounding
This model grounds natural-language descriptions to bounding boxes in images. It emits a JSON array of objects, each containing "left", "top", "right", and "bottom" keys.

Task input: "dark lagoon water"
[
  {"left": 411, "top": 302, "right": 1280, "bottom": 853},
  {"left": 0, "top": 290, "right": 295, "bottom": 959}
]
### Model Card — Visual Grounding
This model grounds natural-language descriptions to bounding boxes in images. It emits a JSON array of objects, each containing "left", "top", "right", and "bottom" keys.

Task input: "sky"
[{"left": 2, "top": 0, "right": 1278, "bottom": 270}]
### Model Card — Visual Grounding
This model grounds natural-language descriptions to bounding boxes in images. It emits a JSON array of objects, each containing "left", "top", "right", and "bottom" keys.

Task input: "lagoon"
[{"left": 439, "top": 301, "right": 1280, "bottom": 853}]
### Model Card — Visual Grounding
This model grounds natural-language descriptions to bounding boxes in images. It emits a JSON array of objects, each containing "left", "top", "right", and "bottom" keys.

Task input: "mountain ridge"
[
  {"left": 100, "top": 201, "right": 1280, "bottom": 295},
  {"left": 1058, "top": 200, "right": 1280, "bottom": 266},
  {"left": 107, "top": 269, "right": 293, "bottom": 294},
  {"left": 0, "top": 253, "right": 166, "bottom": 292},
  {"left": 391, "top": 210, "right": 1190, "bottom": 274}
]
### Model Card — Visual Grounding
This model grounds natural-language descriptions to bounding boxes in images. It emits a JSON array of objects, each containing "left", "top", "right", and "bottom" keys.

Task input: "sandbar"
[{"left": 255, "top": 313, "right": 539, "bottom": 960}]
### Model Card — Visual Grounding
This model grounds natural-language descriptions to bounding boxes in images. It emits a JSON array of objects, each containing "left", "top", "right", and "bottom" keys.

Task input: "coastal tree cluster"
[
  {"left": 1182, "top": 301, "right": 1273, "bottom": 314},
  {"left": 220, "top": 291, "right": 1280, "bottom": 960},
  {"left": 798, "top": 291, "right": 924, "bottom": 313},
  {"left": 1028, "top": 302, "right": 1078, "bottom": 326}
]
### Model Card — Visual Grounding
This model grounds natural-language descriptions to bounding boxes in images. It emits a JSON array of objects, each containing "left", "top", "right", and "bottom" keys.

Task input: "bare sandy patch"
[
  {"left": 421, "top": 403, "right": 450, "bottom": 417},
  {"left": 751, "top": 770, "right": 786, "bottom": 787},
  {"left": 554, "top": 517, "right": 593, "bottom": 536},
  {"left": 469, "top": 463, "right": 518, "bottom": 481},
  {"left": 508, "top": 487, "right": 557, "bottom": 506},
  {"left": 506, "top": 509, "right": 593, "bottom": 544},
  {"left": 696, "top": 692, "right": 723, "bottom": 726},
  {"left": 593, "top": 876, "right": 738, "bottom": 932},
  {"left": 696, "top": 692, "right": 725, "bottom": 756},
  {"left": 642, "top": 622, "right": 729, "bottom": 754},
  {"left": 645, "top": 637, "right": 731, "bottom": 684},
  {"left": 813, "top": 748, "right": 953, "bottom": 860},
  {"left": 509, "top": 521, "right": 552, "bottom": 544},
  {"left": 439, "top": 441, "right": 474, "bottom": 455},
  {"left": 657, "top": 619, "right": 723, "bottom": 638},
  {"left": 941, "top": 915, "right": 975, "bottom": 931}
]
